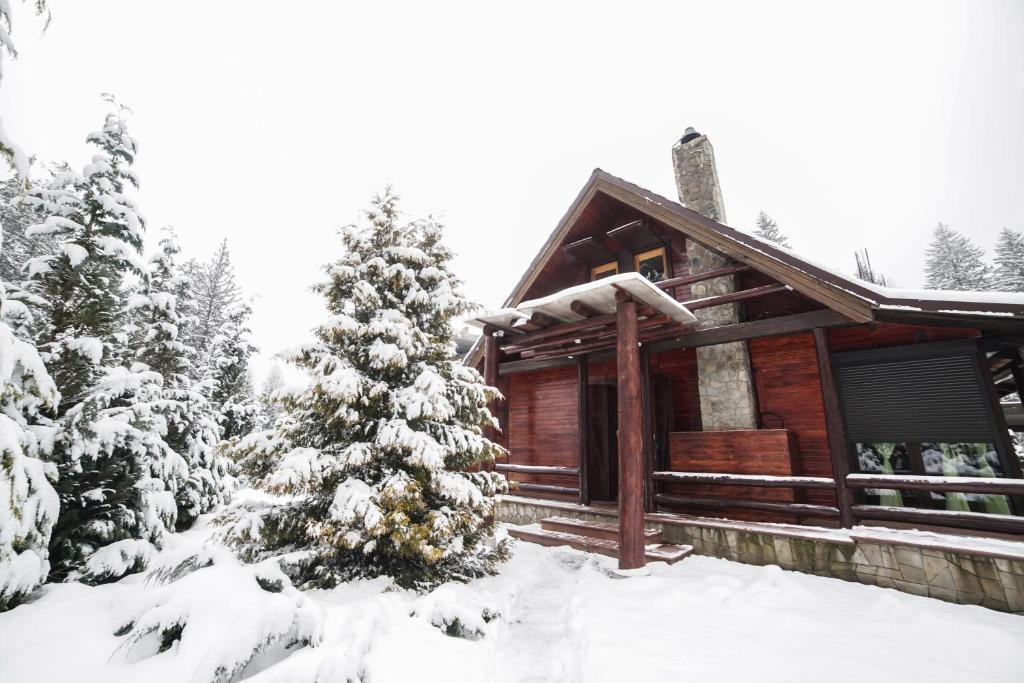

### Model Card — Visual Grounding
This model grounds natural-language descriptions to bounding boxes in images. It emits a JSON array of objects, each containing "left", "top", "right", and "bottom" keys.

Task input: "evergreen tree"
[
  {"left": 221, "top": 189, "right": 508, "bottom": 591},
  {"left": 924, "top": 223, "right": 991, "bottom": 291},
  {"left": 256, "top": 362, "right": 285, "bottom": 430},
  {"left": 993, "top": 228, "right": 1024, "bottom": 292},
  {"left": 206, "top": 302, "right": 258, "bottom": 441},
  {"left": 1, "top": 173, "right": 59, "bottom": 285},
  {"left": 753, "top": 210, "right": 790, "bottom": 248},
  {"left": 129, "top": 230, "right": 231, "bottom": 529},
  {"left": 0, "top": 233, "right": 59, "bottom": 611},
  {"left": 187, "top": 240, "right": 241, "bottom": 367},
  {"left": 24, "top": 103, "right": 185, "bottom": 581}
]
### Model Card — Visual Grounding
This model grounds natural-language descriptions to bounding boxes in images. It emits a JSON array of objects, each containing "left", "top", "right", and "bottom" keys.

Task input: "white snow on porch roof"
[{"left": 471, "top": 272, "right": 698, "bottom": 329}]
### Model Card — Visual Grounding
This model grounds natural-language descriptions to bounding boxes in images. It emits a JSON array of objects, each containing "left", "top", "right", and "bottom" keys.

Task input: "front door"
[{"left": 586, "top": 383, "right": 618, "bottom": 501}]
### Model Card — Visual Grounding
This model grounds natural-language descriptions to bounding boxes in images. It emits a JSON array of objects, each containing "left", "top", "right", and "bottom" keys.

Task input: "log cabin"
[{"left": 467, "top": 128, "right": 1024, "bottom": 576}]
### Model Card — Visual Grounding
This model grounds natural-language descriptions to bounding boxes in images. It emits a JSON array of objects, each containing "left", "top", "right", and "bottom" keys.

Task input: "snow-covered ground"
[{"left": 2, "top": 514, "right": 1024, "bottom": 683}]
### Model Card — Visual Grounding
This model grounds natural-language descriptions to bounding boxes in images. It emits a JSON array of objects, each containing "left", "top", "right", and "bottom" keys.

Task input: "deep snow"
[{"left": 2, "top": 512, "right": 1023, "bottom": 683}]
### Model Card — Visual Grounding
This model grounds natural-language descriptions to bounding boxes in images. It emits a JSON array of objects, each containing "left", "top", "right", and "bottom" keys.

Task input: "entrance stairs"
[{"left": 507, "top": 516, "right": 694, "bottom": 564}]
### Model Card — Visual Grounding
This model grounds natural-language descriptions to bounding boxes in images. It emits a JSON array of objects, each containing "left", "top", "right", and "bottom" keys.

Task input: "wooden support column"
[
  {"left": 616, "top": 290, "right": 645, "bottom": 569},
  {"left": 977, "top": 346, "right": 1024, "bottom": 483},
  {"left": 641, "top": 347, "right": 655, "bottom": 513},
  {"left": 483, "top": 326, "right": 501, "bottom": 472},
  {"left": 813, "top": 328, "right": 855, "bottom": 528},
  {"left": 577, "top": 355, "right": 590, "bottom": 505}
]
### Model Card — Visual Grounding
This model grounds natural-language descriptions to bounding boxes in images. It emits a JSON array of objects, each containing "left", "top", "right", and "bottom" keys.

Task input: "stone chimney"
[{"left": 671, "top": 128, "right": 758, "bottom": 431}]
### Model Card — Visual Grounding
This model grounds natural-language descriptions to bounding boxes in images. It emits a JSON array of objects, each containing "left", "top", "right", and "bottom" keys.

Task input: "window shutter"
[{"left": 832, "top": 340, "right": 996, "bottom": 444}]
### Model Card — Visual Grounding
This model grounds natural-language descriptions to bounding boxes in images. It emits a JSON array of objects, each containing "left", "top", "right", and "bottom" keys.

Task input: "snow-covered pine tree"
[
  {"left": 753, "top": 210, "right": 790, "bottom": 248},
  {"left": 186, "top": 239, "right": 242, "bottom": 369},
  {"left": 24, "top": 102, "right": 186, "bottom": 582},
  {"left": 205, "top": 301, "right": 258, "bottom": 441},
  {"left": 993, "top": 228, "right": 1024, "bottom": 293},
  {"left": 221, "top": 189, "right": 508, "bottom": 590},
  {"left": 1, "top": 174, "right": 59, "bottom": 285},
  {"left": 129, "top": 229, "right": 230, "bottom": 529},
  {"left": 256, "top": 362, "right": 285, "bottom": 430},
  {"left": 0, "top": 229, "right": 59, "bottom": 611},
  {"left": 924, "top": 223, "right": 991, "bottom": 291}
]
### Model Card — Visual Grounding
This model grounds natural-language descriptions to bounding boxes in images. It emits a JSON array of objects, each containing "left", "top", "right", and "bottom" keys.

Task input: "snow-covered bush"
[
  {"left": 222, "top": 189, "right": 508, "bottom": 590},
  {"left": 113, "top": 547, "right": 322, "bottom": 683}
]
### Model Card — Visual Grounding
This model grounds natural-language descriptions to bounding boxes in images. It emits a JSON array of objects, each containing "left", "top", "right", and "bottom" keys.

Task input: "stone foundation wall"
[{"left": 497, "top": 497, "right": 1024, "bottom": 613}]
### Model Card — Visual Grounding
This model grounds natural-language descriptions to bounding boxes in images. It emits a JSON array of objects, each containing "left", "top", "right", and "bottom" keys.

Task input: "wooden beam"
[
  {"left": 813, "top": 327, "right": 856, "bottom": 527},
  {"left": 656, "top": 493, "right": 840, "bottom": 518},
  {"left": 518, "top": 322, "right": 687, "bottom": 363},
  {"left": 501, "top": 313, "right": 616, "bottom": 347},
  {"left": 577, "top": 356, "right": 590, "bottom": 505},
  {"left": 513, "top": 482, "right": 580, "bottom": 496},
  {"left": 641, "top": 348, "right": 655, "bottom": 513},
  {"left": 976, "top": 345, "right": 1024, "bottom": 484},
  {"left": 852, "top": 505, "right": 1024, "bottom": 535},
  {"left": 616, "top": 294, "right": 645, "bottom": 570},
  {"left": 656, "top": 264, "right": 751, "bottom": 291},
  {"left": 682, "top": 284, "right": 790, "bottom": 311},
  {"left": 483, "top": 328, "right": 500, "bottom": 472},
  {"left": 512, "top": 315, "right": 673, "bottom": 356},
  {"left": 645, "top": 309, "right": 851, "bottom": 353},
  {"left": 494, "top": 463, "right": 579, "bottom": 476},
  {"left": 511, "top": 311, "right": 561, "bottom": 333},
  {"left": 651, "top": 471, "right": 837, "bottom": 489},
  {"left": 570, "top": 299, "right": 603, "bottom": 318},
  {"left": 845, "top": 474, "right": 1024, "bottom": 496}
]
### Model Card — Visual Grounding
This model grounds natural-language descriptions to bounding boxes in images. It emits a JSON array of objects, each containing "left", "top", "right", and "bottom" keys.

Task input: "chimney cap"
[{"left": 680, "top": 127, "right": 702, "bottom": 145}]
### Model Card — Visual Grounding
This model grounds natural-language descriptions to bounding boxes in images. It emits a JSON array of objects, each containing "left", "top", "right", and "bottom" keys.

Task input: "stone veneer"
[
  {"left": 498, "top": 496, "right": 1024, "bottom": 614},
  {"left": 671, "top": 130, "right": 758, "bottom": 430}
]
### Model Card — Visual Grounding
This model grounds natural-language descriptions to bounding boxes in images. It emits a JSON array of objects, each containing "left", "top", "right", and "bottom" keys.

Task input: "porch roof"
[{"left": 471, "top": 272, "right": 698, "bottom": 330}]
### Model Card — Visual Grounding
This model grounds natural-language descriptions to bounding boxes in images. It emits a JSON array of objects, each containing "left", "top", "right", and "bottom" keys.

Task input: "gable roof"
[{"left": 466, "top": 169, "right": 1024, "bottom": 367}]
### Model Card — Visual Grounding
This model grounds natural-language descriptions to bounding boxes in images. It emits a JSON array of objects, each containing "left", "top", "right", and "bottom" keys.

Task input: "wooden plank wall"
[
  {"left": 827, "top": 322, "right": 979, "bottom": 352},
  {"left": 649, "top": 348, "right": 702, "bottom": 431},
  {"left": 748, "top": 332, "right": 835, "bottom": 506},
  {"left": 506, "top": 365, "right": 579, "bottom": 500}
]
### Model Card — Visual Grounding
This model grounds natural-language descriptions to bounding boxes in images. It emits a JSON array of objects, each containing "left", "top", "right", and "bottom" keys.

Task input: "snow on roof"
[{"left": 471, "top": 272, "right": 698, "bottom": 330}]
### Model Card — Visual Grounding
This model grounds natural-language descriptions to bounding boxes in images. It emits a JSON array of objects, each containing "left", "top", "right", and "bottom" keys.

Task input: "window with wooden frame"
[
  {"left": 590, "top": 261, "right": 618, "bottom": 281},
  {"left": 634, "top": 247, "right": 668, "bottom": 283}
]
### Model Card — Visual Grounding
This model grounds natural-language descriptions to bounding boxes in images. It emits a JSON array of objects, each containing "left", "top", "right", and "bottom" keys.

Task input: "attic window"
[
  {"left": 634, "top": 247, "right": 668, "bottom": 283},
  {"left": 590, "top": 261, "right": 618, "bottom": 281}
]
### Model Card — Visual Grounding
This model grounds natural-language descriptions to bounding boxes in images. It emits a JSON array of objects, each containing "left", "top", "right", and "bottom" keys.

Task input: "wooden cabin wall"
[
  {"left": 649, "top": 347, "right": 702, "bottom": 432},
  {"left": 827, "top": 322, "right": 980, "bottom": 352},
  {"left": 506, "top": 365, "right": 579, "bottom": 500},
  {"left": 748, "top": 332, "right": 836, "bottom": 509}
]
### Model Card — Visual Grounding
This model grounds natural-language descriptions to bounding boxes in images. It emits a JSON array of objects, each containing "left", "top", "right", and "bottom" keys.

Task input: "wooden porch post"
[
  {"left": 483, "top": 326, "right": 500, "bottom": 472},
  {"left": 641, "top": 347, "right": 655, "bottom": 513},
  {"left": 577, "top": 355, "right": 590, "bottom": 505},
  {"left": 812, "top": 328, "right": 855, "bottom": 528},
  {"left": 616, "top": 290, "right": 645, "bottom": 569}
]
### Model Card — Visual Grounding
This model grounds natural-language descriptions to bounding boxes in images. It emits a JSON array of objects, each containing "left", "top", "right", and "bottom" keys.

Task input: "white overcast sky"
[{"left": 3, "top": 1, "right": 1023, "bottom": 383}]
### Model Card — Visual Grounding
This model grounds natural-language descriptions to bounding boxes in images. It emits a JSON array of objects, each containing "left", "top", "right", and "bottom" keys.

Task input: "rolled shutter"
[{"left": 832, "top": 340, "right": 996, "bottom": 444}]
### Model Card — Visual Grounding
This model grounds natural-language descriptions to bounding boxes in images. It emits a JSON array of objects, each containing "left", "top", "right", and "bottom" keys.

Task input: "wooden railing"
[
  {"left": 651, "top": 471, "right": 840, "bottom": 519},
  {"left": 495, "top": 463, "right": 580, "bottom": 497},
  {"left": 650, "top": 470, "right": 1024, "bottom": 535}
]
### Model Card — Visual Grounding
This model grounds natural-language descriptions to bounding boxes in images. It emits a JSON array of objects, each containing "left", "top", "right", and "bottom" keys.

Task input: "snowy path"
[
  {"left": 3, "top": 520, "right": 1024, "bottom": 682},
  {"left": 494, "top": 550, "right": 590, "bottom": 682}
]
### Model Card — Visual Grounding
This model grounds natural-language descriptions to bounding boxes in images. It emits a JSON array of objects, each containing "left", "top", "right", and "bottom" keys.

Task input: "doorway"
[{"left": 586, "top": 383, "right": 618, "bottom": 502}]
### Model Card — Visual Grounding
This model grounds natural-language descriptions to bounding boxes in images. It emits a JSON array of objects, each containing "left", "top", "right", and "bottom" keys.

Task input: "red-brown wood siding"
[
  {"left": 649, "top": 347, "right": 702, "bottom": 431},
  {"left": 506, "top": 365, "right": 579, "bottom": 499},
  {"left": 827, "top": 322, "right": 980, "bottom": 352},
  {"left": 749, "top": 332, "right": 836, "bottom": 509}
]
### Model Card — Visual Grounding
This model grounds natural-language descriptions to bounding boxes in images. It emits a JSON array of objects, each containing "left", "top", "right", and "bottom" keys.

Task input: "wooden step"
[
  {"left": 508, "top": 525, "right": 693, "bottom": 565},
  {"left": 540, "top": 516, "right": 662, "bottom": 543}
]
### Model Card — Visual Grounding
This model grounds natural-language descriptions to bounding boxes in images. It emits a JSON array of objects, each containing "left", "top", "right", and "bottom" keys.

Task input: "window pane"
[
  {"left": 591, "top": 262, "right": 618, "bottom": 281},
  {"left": 855, "top": 442, "right": 910, "bottom": 507},
  {"left": 921, "top": 442, "right": 1010, "bottom": 513},
  {"left": 637, "top": 254, "right": 666, "bottom": 282}
]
